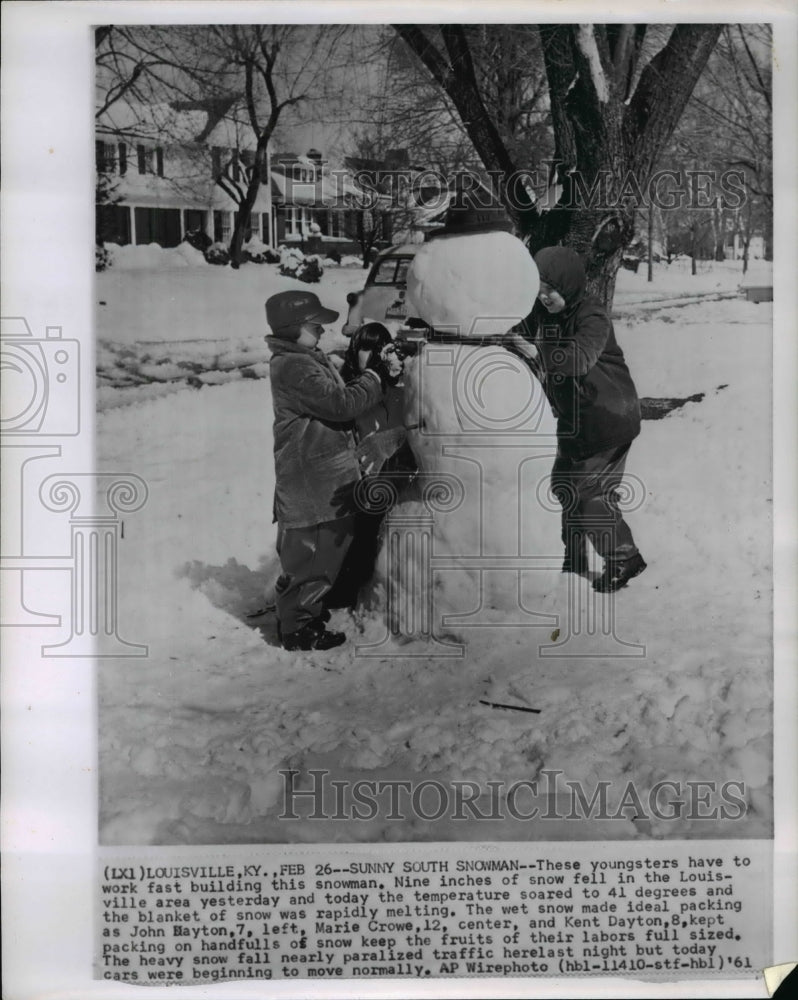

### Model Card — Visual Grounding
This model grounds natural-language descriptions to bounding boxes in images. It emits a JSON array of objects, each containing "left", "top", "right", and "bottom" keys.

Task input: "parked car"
[{"left": 342, "top": 244, "right": 421, "bottom": 336}]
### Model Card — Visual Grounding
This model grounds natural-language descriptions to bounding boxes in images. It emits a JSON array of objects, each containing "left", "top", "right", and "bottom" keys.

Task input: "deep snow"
[{"left": 95, "top": 252, "right": 772, "bottom": 845}]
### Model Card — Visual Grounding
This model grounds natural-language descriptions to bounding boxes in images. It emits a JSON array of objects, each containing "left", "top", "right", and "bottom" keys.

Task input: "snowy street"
[{"left": 96, "top": 253, "right": 772, "bottom": 846}]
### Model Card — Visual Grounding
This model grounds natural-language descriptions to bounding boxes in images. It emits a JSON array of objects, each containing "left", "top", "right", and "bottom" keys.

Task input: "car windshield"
[{"left": 370, "top": 256, "right": 413, "bottom": 286}]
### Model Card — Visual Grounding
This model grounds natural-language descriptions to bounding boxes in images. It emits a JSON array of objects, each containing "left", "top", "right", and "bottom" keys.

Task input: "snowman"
[{"left": 365, "top": 187, "right": 564, "bottom": 649}]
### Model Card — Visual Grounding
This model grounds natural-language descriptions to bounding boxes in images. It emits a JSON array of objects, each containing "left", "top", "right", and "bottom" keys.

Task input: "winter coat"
[
  {"left": 353, "top": 384, "right": 413, "bottom": 478},
  {"left": 268, "top": 337, "right": 383, "bottom": 528},
  {"left": 355, "top": 384, "right": 406, "bottom": 441},
  {"left": 525, "top": 247, "right": 641, "bottom": 459}
]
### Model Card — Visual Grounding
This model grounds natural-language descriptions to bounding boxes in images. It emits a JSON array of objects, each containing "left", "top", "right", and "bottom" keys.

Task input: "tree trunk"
[
  {"left": 647, "top": 200, "right": 654, "bottom": 282},
  {"left": 228, "top": 138, "right": 269, "bottom": 267},
  {"left": 394, "top": 23, "right": 721, "bottom": 311}
]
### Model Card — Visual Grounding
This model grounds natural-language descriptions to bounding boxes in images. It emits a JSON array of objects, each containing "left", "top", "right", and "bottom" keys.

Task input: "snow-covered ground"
[{"left": 96, "top": 252, "right": 772, "bottom": 845}]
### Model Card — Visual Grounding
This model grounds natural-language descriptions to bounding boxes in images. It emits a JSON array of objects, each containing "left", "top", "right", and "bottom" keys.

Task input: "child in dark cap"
[
  {"left": 509, "top": 247, "right": 646, "bottom": 592},
  {"left": 265, "top": 290, "right": 386, "bottom": 650}
]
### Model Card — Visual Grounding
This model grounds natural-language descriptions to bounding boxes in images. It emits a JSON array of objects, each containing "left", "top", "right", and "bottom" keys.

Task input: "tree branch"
[
  {"left": 626, "top": 24, "right": 723, "bottom": 178},
  {"left": 571, "top": 24, "right": 611, "bottom": 103},
  {"left": 392, "top": 24, "right": 453, "bottom": 91},
  {"left": 736, "top": 24, "right": 772, "bottom": 111}
]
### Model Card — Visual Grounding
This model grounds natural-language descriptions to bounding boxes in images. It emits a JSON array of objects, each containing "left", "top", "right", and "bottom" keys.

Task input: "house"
[
  {"left": 269, "top": 149, "right": 393, "bottom": 256},
  {"left": 343, "top": 149, "right": 450, "bottom": 244},
  {"left": 95, "top": 98, "right": 447, "bottom": 259},
  {"left": 95, "top": 100, "right": 274, "bottom": 249}
]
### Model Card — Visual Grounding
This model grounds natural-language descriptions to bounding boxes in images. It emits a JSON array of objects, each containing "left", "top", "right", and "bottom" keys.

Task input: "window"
[
  {"left": 183, "top": 209, "right": 207, "bottom": 236},
  {"left": 393, "top": 256, "right": 411, "bottom": 284},
  {"left": 213, "top": 210, "right": 231, "bottom": 243},
  {"left": 133, "top": 207, "right": 181, "bottom": 247},
  {"left": 370, "top": 256, "right": 413, "bottom": 286},
  {"left": 234, "top": 209, "right": 260, "bottom": 242},
  {"left": 284, "top": 205, "right": 313, "bottom": 237},
  {"left": 97, "top": 204, "right": 131, "bottom": 245},
  {"left": 330, "top": 212, "right": 346, "bottom": 238},
  {"left": 317, "top": 211, "right": 346, "bottom": 238},
  {"left": 95, "top": 141, "right": 115, "bottom": 173},
  {"left": 240, "top": 149, "right": 255, "bottom": 177},
  {"left": 136, "top": 145, "right": 163, "bottom": 176},
  {"left": 211, "top": 147, "right": 222, "bottom": 179}
]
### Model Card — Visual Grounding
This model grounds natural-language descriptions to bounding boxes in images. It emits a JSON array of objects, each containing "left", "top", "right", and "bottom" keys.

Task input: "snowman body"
[{"left": 368, "top": 229, "right": 562, "bottom": 643}]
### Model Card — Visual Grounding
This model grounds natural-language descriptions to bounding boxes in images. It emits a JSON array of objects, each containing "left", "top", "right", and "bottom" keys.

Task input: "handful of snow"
[{"left": 407, "top": 231, "right": 539, "bottom": 337}]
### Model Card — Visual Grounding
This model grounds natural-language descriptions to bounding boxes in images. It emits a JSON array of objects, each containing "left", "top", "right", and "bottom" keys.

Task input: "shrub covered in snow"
[
  {"left": 298, "top": 255, "right": 323, "bottom": 283},
  {"left": 174, "top": 241, "right": 207, "bottom": 267},
  {"left": 278, "top": 246, "right": 324, "bottom": 283},
  {"left": 184, "top": 229, "right": 212, "bottom": 252},
  {"left": 205, "top": 242, "right": 230, "bottom": 266},
  {"left": 107, "top": 243, "right": 166, "bottom": 270},
  {"left": 278, "top": 246, "right": 304, "bottom": 272},
  {"left": 96, "top": 244, "right": 113, "bottom": 272},
  {"left": 244, "top": 239, "right": 280, "bottom": 265}
]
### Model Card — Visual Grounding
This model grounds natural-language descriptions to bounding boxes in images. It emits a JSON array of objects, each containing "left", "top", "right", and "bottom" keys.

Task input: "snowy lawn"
[{"left": 95, "top": 255, "right": 772, "bottom": 845}]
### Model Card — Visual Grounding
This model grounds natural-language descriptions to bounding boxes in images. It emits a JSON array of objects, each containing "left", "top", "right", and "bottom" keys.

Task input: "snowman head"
[{"left": 407, "top": 184, "right": 539, "bottom": 338}]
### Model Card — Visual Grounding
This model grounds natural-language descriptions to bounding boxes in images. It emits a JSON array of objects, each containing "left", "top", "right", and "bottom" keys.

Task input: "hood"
[{"left": 534, "top": 247, "right": 587, "bottom": 308}]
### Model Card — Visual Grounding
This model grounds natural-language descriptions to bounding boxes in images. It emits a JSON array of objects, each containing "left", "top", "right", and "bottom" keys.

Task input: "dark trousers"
[
  {"left": 275, "top": 517, "right": 354, "bottom": 634},
  {"left": 323, "top": 509, "right": 383, "bottom": 609},
  {"left": 550, "top": 443, "right": 639, "bottom": 563}
]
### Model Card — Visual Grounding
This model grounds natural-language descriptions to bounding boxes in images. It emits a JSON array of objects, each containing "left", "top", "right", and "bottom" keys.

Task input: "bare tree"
[
  {"left": 95, "top": 26, "right": 231, "bottom": 124},
  {"left": 194, "top": 26, "right": 345, "bottom": 265},
  {"left": 674, "top": 24, "right": 772, "bottom": 270},
  {"left": 393, "top": 23, "right": 722, "bottom": 306},
  {"left": 96, "top": 25, "right": 350, "bottom": 264}
]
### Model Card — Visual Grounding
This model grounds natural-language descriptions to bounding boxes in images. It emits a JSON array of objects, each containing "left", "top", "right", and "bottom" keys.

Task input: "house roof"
[
  {"left": 96, "top": 98, "right": 252, "bottom": 149},
  {"left": 270, "top": 168, "right": 368, "bottom": 207}
]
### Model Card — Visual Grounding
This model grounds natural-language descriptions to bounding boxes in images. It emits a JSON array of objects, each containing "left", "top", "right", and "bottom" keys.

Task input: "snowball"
[{"left": 407, "top": 231, "right": 539, "bottom": 337}]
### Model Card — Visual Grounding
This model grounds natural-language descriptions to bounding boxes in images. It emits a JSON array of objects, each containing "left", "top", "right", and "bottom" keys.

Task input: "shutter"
[
  {"left": 137, "top": 145, "right": 147, "bottom": 174},
  {"left": 118, "top": 143, "right": 127, "bottom": 176},
  {"left": 156, "top": 147, "right": 164, "bottom": 177}
]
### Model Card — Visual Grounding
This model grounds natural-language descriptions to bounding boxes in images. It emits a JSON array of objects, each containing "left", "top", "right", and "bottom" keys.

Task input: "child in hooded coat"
[{"left": 512, "top": 246, "right": 646, "bottom": 592}]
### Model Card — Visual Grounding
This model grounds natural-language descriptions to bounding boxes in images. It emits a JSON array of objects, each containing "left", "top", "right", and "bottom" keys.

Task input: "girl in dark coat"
[
  {"left": 326, "top": 323, "right": 416, "bottom": 607},
  {"left": 509, "top": 247, "right": 646, "bottom": 592}
]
